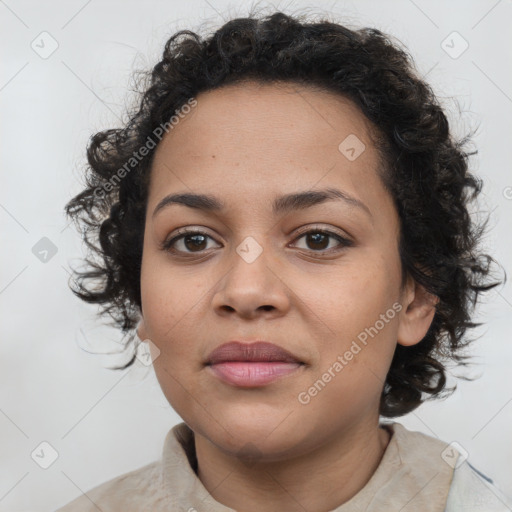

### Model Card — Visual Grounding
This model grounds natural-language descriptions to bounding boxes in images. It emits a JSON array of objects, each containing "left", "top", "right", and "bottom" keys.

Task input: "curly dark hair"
[{"left": 64, "top": 9, "right": 505, "bottom": 417}]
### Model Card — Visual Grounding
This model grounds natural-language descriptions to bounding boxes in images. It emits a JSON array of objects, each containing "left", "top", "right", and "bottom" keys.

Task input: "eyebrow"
[{"left": 152, "top": 187, "right": 372, "bottom": 220}]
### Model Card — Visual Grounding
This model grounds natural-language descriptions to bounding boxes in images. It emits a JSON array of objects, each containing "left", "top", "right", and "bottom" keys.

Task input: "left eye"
[
  {"left": 161, "top": 229, "right": 352, "bottom": 255},
  {"left": 291, "top": 229, "right": 352, "bottom": 252}
]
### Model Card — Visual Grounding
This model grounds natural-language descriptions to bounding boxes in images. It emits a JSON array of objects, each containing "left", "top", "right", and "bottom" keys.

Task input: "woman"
[{"left": 57, "top": 10, "right": 511, "bottom": 511}]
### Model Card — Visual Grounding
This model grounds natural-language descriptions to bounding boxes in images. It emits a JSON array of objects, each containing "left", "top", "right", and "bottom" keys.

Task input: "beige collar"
[{"left": 161, "top": 422, "right": 456, "bottom": 511}]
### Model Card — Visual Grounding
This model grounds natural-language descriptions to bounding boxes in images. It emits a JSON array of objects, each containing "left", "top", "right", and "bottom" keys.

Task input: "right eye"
[{"left": 161, "top": 229, "right": 221, "bottom": 255}]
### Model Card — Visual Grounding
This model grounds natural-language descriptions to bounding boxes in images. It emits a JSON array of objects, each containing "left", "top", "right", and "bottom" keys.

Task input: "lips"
[
  {"left": 205, "top": 341, "right": 305, "bottom": 387},
  {"left": 206, "top": 341, "right": 302, "bottom": 365}
]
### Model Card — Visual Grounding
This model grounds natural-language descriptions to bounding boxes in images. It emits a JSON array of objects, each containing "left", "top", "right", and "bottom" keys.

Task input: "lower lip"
[{"left": 207, "top": 361, "right": 303, "bottom": 387}]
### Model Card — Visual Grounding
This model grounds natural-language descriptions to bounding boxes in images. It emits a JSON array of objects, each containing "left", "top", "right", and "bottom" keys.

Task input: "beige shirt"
[{"left": 55, "top": 421, "right": 512, "bottom": 511}]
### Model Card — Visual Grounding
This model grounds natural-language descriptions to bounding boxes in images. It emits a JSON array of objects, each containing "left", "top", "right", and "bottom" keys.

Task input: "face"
[{"left": 137, "top": 81, "right": 436, "bottom": 460}]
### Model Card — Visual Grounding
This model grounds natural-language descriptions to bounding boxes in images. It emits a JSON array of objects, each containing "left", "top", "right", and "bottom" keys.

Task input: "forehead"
[{"left": 148, "top": 81, "right": 389, "bottom": 221}]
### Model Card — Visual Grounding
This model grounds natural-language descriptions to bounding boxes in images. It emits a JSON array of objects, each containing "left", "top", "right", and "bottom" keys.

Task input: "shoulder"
[
  {"left": 384, "top": 423, "right": 512, "bottom": 510},
  {"left": 385, "top": 422, "right": 451, "bottom": 467},
  {"left": 54, "top": 460, "right": 171, "bottom": 512},
  {"left": 445, "top": 461, "right": 512, "bottom": 512}
]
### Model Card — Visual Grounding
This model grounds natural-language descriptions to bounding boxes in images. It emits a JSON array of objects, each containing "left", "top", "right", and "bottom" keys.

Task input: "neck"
[{"left": 194, "top": 419, "right": 391, "bottom": 512}]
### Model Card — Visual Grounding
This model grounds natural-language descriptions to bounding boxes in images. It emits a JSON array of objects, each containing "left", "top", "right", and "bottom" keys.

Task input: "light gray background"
[{"left": 1, "top": 0, "right": 511, "bottom": 510}]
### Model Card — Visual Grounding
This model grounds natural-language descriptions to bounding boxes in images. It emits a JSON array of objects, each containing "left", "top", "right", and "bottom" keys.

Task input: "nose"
[{"left": 211, "top": 241, "right": 291, "bottom": 319}]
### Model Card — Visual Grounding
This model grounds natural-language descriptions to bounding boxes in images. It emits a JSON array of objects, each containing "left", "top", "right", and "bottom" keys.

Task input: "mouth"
[
  {"left": 205, "top": 341, "right": 305, "bottom": 388},
  {"left": 207, "top": 361, "right": 303, "bottom": 387}
]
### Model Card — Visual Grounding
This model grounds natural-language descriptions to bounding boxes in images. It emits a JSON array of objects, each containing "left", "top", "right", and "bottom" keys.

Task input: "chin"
[{"left": 199, "top": 411, "right": 311, "bottom": 457}]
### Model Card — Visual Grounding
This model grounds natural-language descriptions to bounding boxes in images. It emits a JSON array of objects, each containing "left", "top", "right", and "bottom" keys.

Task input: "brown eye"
[
  {"left": 161, "top": 227, "right": 353, "bottom": 256},
  {"left": 181, "top": 233, "right": 208, "bottom": 252},
  {"left": 304, "top": 232, "right": 330, "bottom": 250},
  {"left": 161, "top": 230, "right": 220, "bottom": 254},
  {"left": 291, "top": 229, "right": 353, "bottom": 253}
]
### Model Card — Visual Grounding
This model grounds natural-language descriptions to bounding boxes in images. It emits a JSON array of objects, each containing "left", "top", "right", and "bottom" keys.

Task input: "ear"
[
  {"left": 136, "top": 316, "right": 148, "bottom": 342},
  {"left": 397, "top": 275, "right": 439, "bottom": 347}
]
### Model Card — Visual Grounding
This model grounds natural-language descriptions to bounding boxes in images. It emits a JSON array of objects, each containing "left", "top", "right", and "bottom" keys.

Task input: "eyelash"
[{"left": 160, "top": 226, "right": 353, "bottom": 256}]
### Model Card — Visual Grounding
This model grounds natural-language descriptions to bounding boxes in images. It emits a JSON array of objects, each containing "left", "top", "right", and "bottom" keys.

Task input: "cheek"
[
  {"left": 140, "top": 247, "right": 205, "bottom": 340},
  {"left": 301, "top": 263, "right": 396, "bottom": 336},
  {"left": 299, "top": 261, "right": 399, "bottom": 380}
]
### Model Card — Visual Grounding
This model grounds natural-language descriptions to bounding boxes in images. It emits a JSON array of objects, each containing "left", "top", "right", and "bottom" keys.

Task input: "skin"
[{"left": 137, "top": 81, "right": 438, "bottom": 511}]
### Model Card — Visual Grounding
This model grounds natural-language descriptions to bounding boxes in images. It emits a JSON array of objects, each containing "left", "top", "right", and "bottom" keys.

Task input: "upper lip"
[{"left": 206, "top": 341, "right": 303, "bottom": 365}]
